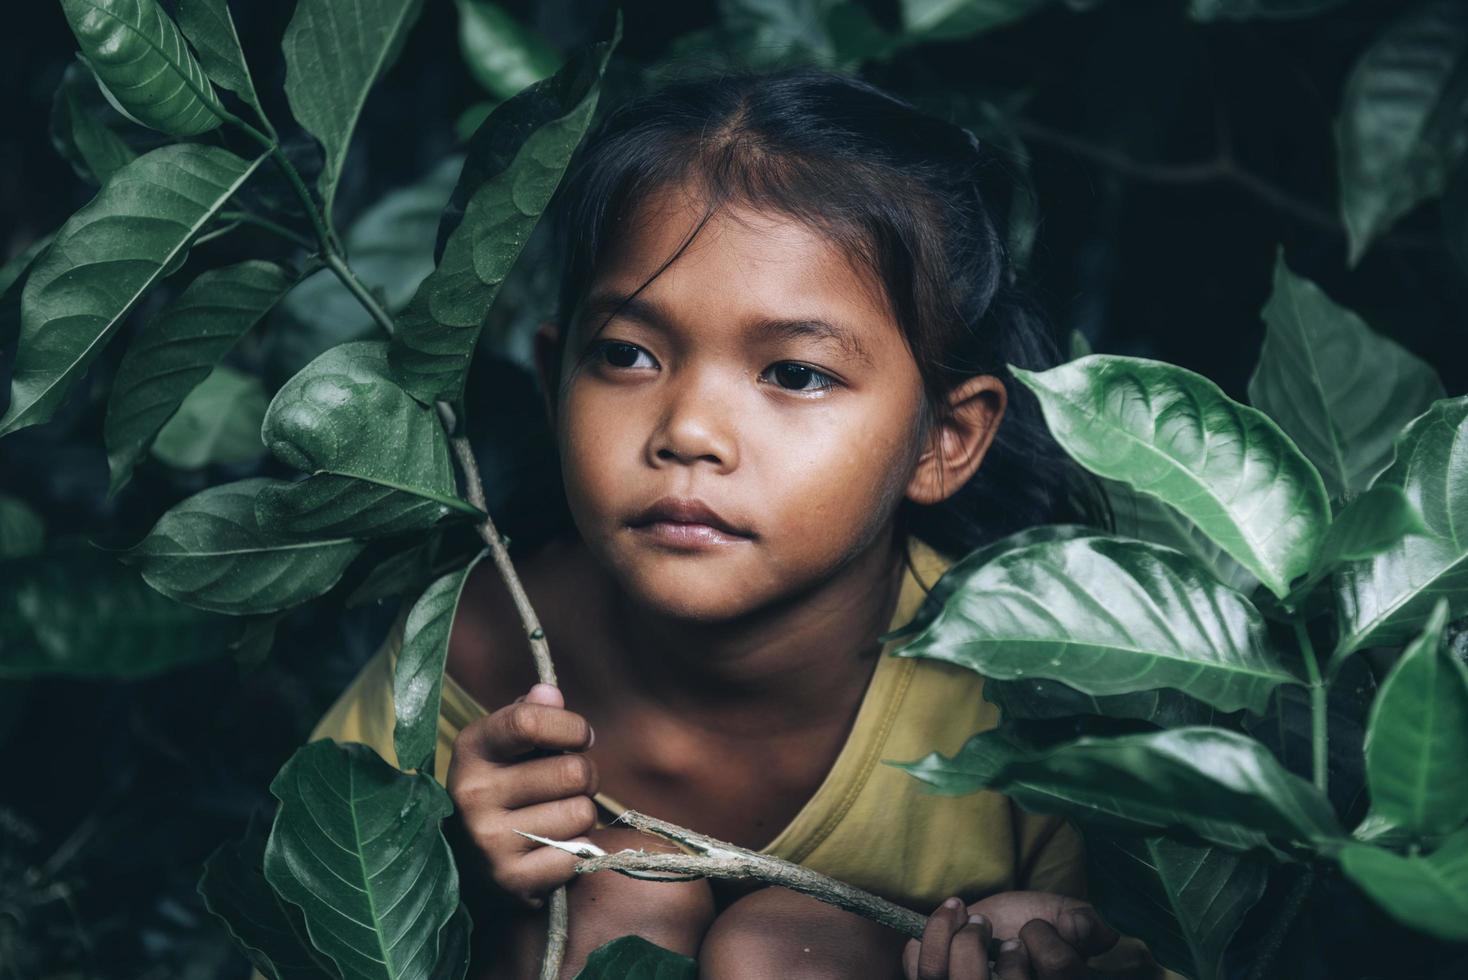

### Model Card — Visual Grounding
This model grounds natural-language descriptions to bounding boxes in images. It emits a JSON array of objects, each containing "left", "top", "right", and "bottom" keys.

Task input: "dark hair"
[{"left": 536, "top": 64, "right": 1101, "bottom": 559}]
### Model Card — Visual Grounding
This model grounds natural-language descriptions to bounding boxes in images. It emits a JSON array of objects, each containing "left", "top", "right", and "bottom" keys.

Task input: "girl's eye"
[
  {"left": 763, "top": 362, "right": 838, "bottom": 393},
  {"left": 594, "top": 341, "right": 655, "bottom": 369}
]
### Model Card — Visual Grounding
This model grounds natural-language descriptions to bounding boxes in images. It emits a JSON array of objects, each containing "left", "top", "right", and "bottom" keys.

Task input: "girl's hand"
[
  {"left": 445, "top": 683, "right": 599, "bottom": 909},
  {"left": 902, "top": 892, "right": 1119, "bottom": 979}
]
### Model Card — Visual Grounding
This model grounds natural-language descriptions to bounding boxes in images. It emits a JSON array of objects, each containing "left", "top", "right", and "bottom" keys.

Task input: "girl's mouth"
[{"left": 630, "top": 520, "right": 751, "bottom": 549}]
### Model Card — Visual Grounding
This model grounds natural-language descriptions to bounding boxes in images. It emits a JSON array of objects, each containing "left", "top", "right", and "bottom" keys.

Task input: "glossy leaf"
[
  {"left": 263, "top": 739, "right": 464, "bottom": 980},
  {"left": 50, "top": 60, "right": 137, "bottom": 185},
  {"left": 176, "top": 0, "right": 267, "bottom": 118},
  {"left": 1339, "top": 829, "right": 1468, "bottom": 943},
  {"left": 1104, "top": 477, "right": 1256, "bottom": 593},
  {"left": 1364, "top": 601, "right": 1468, "bottom": 836},
  {"left": 0, "top": 144, "right": 262, "bottom": 437},
  {"left": 1086, "top": 834, "right": 1267, "bottom": 980},
  {"left": 151, "top": 365, "right": 270, "bottom": 470},
  {"left": 575, "top": 935, "right": 698, "bottom": 980},
  {"left": 1308, "top": 485, "right": 1425, "bottom": 580},
  {"left": 395, "top": 552, "right": 487, "bottom": 775},
  {"left": 893, "top": 534, "right": 1294, "bottom": 714},
  {"left": 1187, "top": 0, "right": 1345, "bottom": 19},
  {"left": 1335, "top": 397, "right": 1468, "bottom": 659},
  {"left": 105, "top": 260, "right": 293, "bottom": 494},
  {"left": 281, "top": 0, "right": 426, "bottom": 225},
  {"left": 60, "top": 0, "right": 227, "bottom": 136},
  {"left": 1335, "top": 1, "right": 1468, "bottom": 266},
  {"left": 121, "top": 477, "right": 364, "bottom": 615},
  {"left": 455, "top": 0, "right": 559, "bottom": 100},
  {"left": 1247, "top": 248, "right": 1444, "bottom": 497},
  {"left": 391, "top": 15, "right": 620, "bottom": 406},
  {"left": 899, "top": 0, "right": 1053, "bottom": 41},
  {"left": 1014, "top": 355, "right": 1331, "bottom": 598},
  {"left": 0, "top": 496, "right": 44, "bottom": 558},
  {"left": 892, "top": 728, "right": 1343, "bottom": 853},
  {"left": 0, "top": 236, "right": 54, "bottom": 418}
]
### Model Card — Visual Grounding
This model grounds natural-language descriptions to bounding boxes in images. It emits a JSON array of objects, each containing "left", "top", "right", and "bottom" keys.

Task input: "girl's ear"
[
  {"left": 533, "top": 320, "right": 561, "bottom": 424},
  {"left": 904, "top": 375, "right": 1007, "bottom": 506}
]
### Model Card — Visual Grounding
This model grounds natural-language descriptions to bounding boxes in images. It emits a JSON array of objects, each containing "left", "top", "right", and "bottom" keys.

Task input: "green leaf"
[
  {"left": 575, "top": 935, "right": 698, "bottom": 980},
  {"left": 1014, "top": 354, "right": 1331, "bottom": 598},
  {"left": 176, "top": 0, "right": 267, "bottom": 119},
  {"left": 1247, "top": 248, "right": 1445, "bottom": 497},
  {"left": 394, "top": 551, "right": 487, "bottom": 775},
  {"left": 0, "top": 496, "right": 44, "bottom": 558},
  {"left": 0, "top": 144, "right": 263, "bottom": 437},
  {"left": 120, "top": 477, "right": 364, "bottom": 614},
  {"left": 105, "top": 260, "right": 293, "bottom": 494},
  {"left": 50, "top": 60, "right": 138, "bottom": 185},
  {"left": 455, "top": 0, "right": 560, "bottom": 101},
  {"left": 281, "top": 0, "right": 427, "bottom": 226},
  {"left": 263, "top": 740, "right": 464, "bottom": 980},
  {"left": 892, "top": 728, "right": 1343, "bottom": 853},
  {"left": 346, "top": 537, "right": 441, "bottom": 608},
  {"left": 1308, "top": 485, "right": 1426, "bottom": 581},
  {"left": 259, "top": 341, "right": 478, "bottom": 537},
  {"left": 1339, "top": 828, "right": 1468, "bottom": 943},
  {"left": 60, "top": 0, "right": 227, "bottom": 136},
  {"left": 1104, "top": 477, "right": 1257, "bottom": 593},
  {"left": 984, "top": 676, "right": 1217, "bottom": 728},
  {"left": 1085, "top": 834, "right": 1267, "bottom": 980},
  {"left": 1363, "top": 600, "right": 1468, "bottom": 837},
  {"left": 1187, "top": 0, "right": 1345, "bottom": 20},
  {"left": 1335, "top": 0, "right": 1468, "bottom": 266},
  {"left": 0, "top": 548, "right": 239, "bottom": 678},
  {"left": 1335, "top": 396, "right": 1468, "bottom": 659},
  {"left": 151, "top": 365, "right": 270, "bottom": 470},
  {"left": 899, "top": 0, "right": 1054, "bottom": 41},
  {"left": 391, "top": 15, "right": 620, "bottom": 406},
  {"left": 893, "top": 534, "right": 1294, "bottom": 714}
]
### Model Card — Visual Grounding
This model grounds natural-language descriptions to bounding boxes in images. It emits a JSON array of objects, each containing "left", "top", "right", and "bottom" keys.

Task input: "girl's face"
[{"left": 551, "top": 185, "right": 934, "bottom": 623}]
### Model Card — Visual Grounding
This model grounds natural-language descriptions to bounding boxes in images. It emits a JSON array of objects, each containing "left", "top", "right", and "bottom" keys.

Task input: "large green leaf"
[
  {"left": 1335, "top": 397, "right": 1468, "bottom": 659},
  {"left": 151, "top": 365, "right": 270, "bottom": 470},
  {"left": 899, "top": 0, "right": 1054, "bottom": 41},
  {"left": 1104, "top": 477, "right": 1256, "bottom": 593},
  {"left": 892, "top": 728, "right": 1343, "bottom": 853},
  {"left": 0, "top": 548, "right": 239, "bottom": 678},
  {"left": 391, "top": 15, "right": 620, "bottom": 407},
  {"left": 455, "top": 0, "right": 559, "bottom": 100},
  {"left": 259, "top": 341, "right": 478, "bottom": 537},
  {"left": 0, "top": 144, "right": 262, "bottom": 437},
  {"left": 60, "top": 0, "right": 227, "bottom": 136},
  {"left": 1014, "top": 355, "right": 1331, "bottom": 598},
  {"left": 1335, "top": 0, "right": 1468, "bottom": 266},
  {"left": 105, "top": 260, "right": 293, "bottom": 494},
  {"left": 892, "top": 534, "right": 1294, "bottom": 714},
  {"left": 394, "top": 551, "right": 486, "bottom": 775},
  {"left": 1086, "top": 834, "right": 1267, "bottom": 980},
  {"left": 281, "top": 0, "right": 426, "bottom": 226},
  {"left": 263, "top": 740, "right": 465, "bottom": 980},
  {"left": 1339, "top": 828, "right": 1468, "bottom": 943},
  {"left": 0, "top": 496, "right": 44, "bottom": 558},
  {"left": 121, "top": 477, "right": 364, "bottom": 614},
  {"left": 50, "top": 60, "right": 138, "bottom": 185},
  {"left": 1247, "top": 248, "right": 1444, "bottom": 498},
  {"left": 1363, "top": 601, "right": 1468, "bottom": 837},
  {"left": 176, "top": 0, "right": 267, "bottom": 119},
  {"left": 1187, "top": 0, "right": 1345, "bottom": 19},
  {"left": 575, "top": 935, "right": 698, "bottom": 980}
]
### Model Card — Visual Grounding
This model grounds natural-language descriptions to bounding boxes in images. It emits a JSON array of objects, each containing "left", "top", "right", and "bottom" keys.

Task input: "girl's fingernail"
[
  {"left": 943, "top": 896, "right": 962, "bottom": 910},
  {"left": 967, "top": 914, "right": 987, "bottom": 927},
  {"left": 588, "top": 725, "right": 595, "bottom": 748},
  {"left": 999, "top": 940, "right": 1022, "bottom": 953}
]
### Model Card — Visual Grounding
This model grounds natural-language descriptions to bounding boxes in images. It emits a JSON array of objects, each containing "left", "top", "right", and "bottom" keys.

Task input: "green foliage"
[
  {"left": 1339, "top": 828, "right": 1468, "bottom": 942},
  {"left": 0, "top": 495, "right": 44, "bottom": 558},
  {"left": 175, "top": 0, "right": 268, "bottom": 122},
  {"left": 455, "top": 0, "right": 560, "bottom": 101},
  {"left": 151, "top": 365, "right": 270, "bottom": 471},
  {"left": 575, "top": 935, "right": 698, "bottom": 979},
  {"left": 50, "top": 60, "right": 138, "bottom": 185}
]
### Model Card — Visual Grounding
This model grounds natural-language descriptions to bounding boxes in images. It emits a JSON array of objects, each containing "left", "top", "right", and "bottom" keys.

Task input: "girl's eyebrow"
[{"left": 576, "top": 289, "right": 874, "bottom": 366}]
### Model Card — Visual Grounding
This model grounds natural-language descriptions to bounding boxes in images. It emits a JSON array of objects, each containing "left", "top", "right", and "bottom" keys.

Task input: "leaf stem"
[
  {"left": 217, "top": 210, "right": 314, "bottom": 251},
  {"left": 1294, "top": 619, "right": 1328, "bottom": 795},
  {"left": 323, "top": 252, "right": 397, "bottom": 337},
  {"left": 224, "top": 111, "right": 342, "bottom": 257}
]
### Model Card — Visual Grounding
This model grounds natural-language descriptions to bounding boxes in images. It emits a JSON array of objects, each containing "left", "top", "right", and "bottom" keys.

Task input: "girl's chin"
[{"left": 612, "top": 558, "right": 772, "bottom": 624}]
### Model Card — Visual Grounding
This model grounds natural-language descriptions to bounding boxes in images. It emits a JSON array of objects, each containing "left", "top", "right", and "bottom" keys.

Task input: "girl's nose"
[{"left": 646, "top": 373, "right": 738, "bottom": 471}]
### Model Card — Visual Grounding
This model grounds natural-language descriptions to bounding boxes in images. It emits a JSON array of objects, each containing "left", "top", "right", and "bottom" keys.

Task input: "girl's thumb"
[{"left": 524, "top": 683, "right": 563, "bottom": 707}]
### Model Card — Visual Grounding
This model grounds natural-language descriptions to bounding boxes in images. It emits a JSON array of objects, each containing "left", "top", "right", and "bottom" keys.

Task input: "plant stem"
[
  {"left": 217, "top": 210, "right": 315, "bottom": 251},
  {"left": 1294, "top": 619, "right": 1328, "bottom": 795},
  {"left": 324, "top": 252, "right": 397, "bottom": 337},
  {"left": 1244, "top": 865, "right": 1314, "bottom": 980}
]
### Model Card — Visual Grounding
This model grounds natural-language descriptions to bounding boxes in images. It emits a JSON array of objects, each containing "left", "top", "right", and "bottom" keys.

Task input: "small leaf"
[
  {"left": 1339, "top": 828, "right": 1468, "bottom": 943},
  {"left": 899, "top": 0, "right": 1054, "bottom": 42},
  {"left": 1187, "top": 0, "right": 1345, "bottom": 19},
  {"left": 151, "top": 365, "right": 270, "bottom": 470},
  {"left": 60, "top": 0, "right": 227, "bottom": 136},
  {"left": 1309, "top": 485, "right": 1426, "bottom": 581},
  {"left": 106, "top": 260, "right": 293, "bottom": 494},
  {"left": 1247, "top": 248, "right": 1445, "bottom": 497},
  {"left": 1335, "top": 1, "right": 1468, "bottom": 266},
  {"left": 455, "top": 0, "right": 560, "bottom": 101},
  {"left": 282, "top": 0, "right": 427, "bottom": 225},
  {"left": 121, "top": 477, "right": 364, "bottom": 615},
  {"left": 176, "top": 0, "right": 267, "bottom": 119},
  {"left": 263, "top": 740, "right": 464, "bottom": 980},
  {"left": 395, "top": 551, "right": 487, "bottom": 775},
  {"left": 574, "top": 935, "right": 698, "bottom": 980},
  {"left": 1363, "top": 600, "right": 1468, "bottom": 836},
  {"left": 1014, "top": 355, "right": 1331, "bottom": 598},
  {"left": 346, "top": 537, "right": 441, "bottom": 609},
  {"left": 0, "top": 144, "right": 263, "bottom": 436},
  {"left": 0, "top": 496, "right": 44, "bottom": 558},
  {"left": 893, "top": 534, "right": 1294, "bottom": 714},
  {"left": 50, "top": 60, "right": 138, "bottom": 185}
]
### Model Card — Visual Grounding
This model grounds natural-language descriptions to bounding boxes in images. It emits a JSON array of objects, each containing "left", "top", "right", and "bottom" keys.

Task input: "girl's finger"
[
  {"left": 493, "top": 838, "right": 586, "bottom": 901},
  {"left": 917, "top": 898, "right": 965, "bottom": 980},
  {"left": 902, "top": 939, "right": 921, "bottom": 980},
  {"left": 488, "top": 752, "right": 599, "bottom": 808},
  {"left": 994, "top": 938, "right": 1031, "bottom": 980},
  {"left": 497, "top": 796, "right": 599, "bottom": 852},
  {"left": 949, "top": 915, "right": 991, "bottom": 980},
  {"left": 1017, "top": 919, "right": 1083, "bottom": 980}
]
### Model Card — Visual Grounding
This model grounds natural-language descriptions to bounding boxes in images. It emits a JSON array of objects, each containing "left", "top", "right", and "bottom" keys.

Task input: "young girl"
[{"left": 309, "top": 66, "right": 1160, "bottom": 979}]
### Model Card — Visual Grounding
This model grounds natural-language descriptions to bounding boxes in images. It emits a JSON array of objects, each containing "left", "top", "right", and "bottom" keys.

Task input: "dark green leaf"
[
  {"left": 176, "top": 0, "right": 267, "bottom": 118},
  {"left": 985, "top": 676, "right": 1219, "bottom": 728},
  {"left": 893, "top": 534, "right": 1294, "bottom": 714},
  {"left": 50, "top": 60, "right": 138, "bottom": 185},
  {"left": 1247, "top": 248, "right": 1445, "bottom": 497},
  {"left": 60, "top": 0, "right": 227, "bottom": 136},
  {"left": 391, "top": 15, "right": 620, "bottom": 406},
  {"left": 1335, "top": 0, "right": 1468, "bottom": 266},
  {"left": 0, "top": 144, "right": 263, "bottom": 436},
  {"left": 0, "top": 236, "right": 55, "bottom": 415},
  {"left": 0, "top": 496, "right": 44, "bottom": 558},
  {"left": 1014, "top": 355, "right": 1331, "bottom": 598},
  {"left": 346, "top": 537, "right": 441, "bottom": 608},
  {"left": 1187, "top": 0, "right": 1345, "bottom": 19},
  {"left": 575, "top": 935, "right": 698, "bottom": 980},
  {"left": 1446, "top": 163, "right": 1468, "bottom": 280},
  {"left": 281, "top": 0, "right": 427, "bottom": 225},
  {"left": 105, "top": 260, "right": 293, "bottom": 494},
  {"left": 150, "top": 365, "right": 270, "bottom": 470},
  {"left": 121, "top": 477, "right": 364, "bottom": 614},
  {"left": 1339, "top": 828, "right": 1468, "bottom": 943},
  {"left": 455, "top": 0, "right": 559, "bottom": 100},
  {"left": 263, "top": 740, "right": 464, "bottom": 980},
  {"left": 1086, "top": 834, "right": 1267, "bottom": 980},
  {"left": 1309, "top": 485, "right": 1426, "bottom": 579},
  {"left": 1364, "top": 600, "right": 1468, "bottom": 836},
  {"left": 892, "top": 728, "right": 1343, "bottom": 853},
  {"left": 899, "top": 0, "right": 1054, "bottom": 41},
  {"left": 394, "top": 551, "right": 487, "bottom": 775}
]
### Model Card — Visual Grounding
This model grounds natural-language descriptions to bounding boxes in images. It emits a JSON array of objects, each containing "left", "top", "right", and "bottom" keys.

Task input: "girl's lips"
[{"left": 631, "top": 520, "right": 751, "bottom": 549}]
